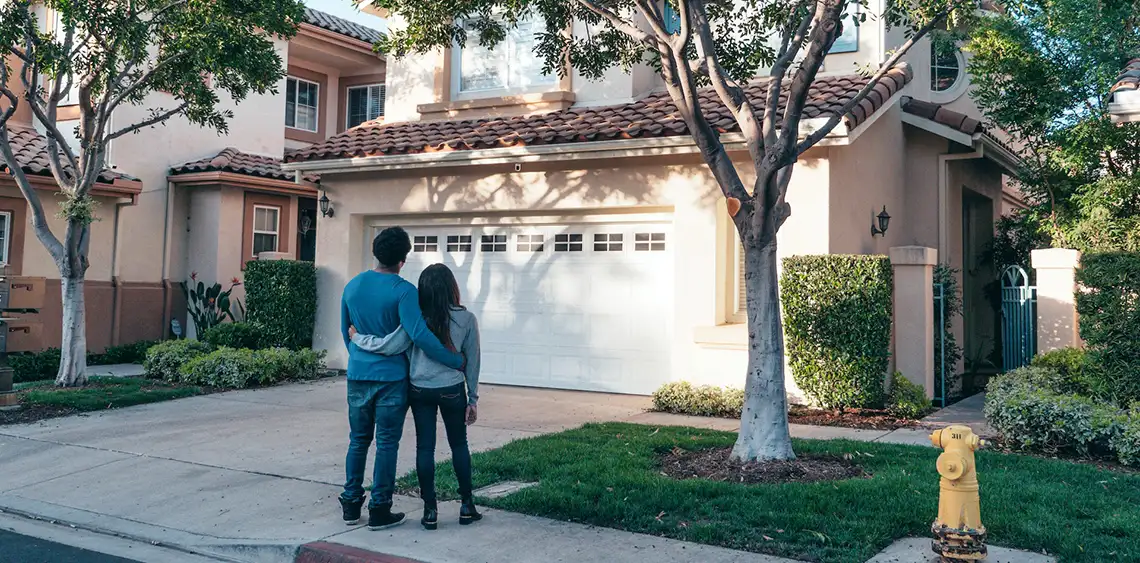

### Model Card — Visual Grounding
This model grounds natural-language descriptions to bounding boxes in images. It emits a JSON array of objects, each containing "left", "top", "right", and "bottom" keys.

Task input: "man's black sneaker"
[
  {"left": 459, "top": 497, "right": 483, "bottom": 525},
  {"left": 368, "top": 504, "right": 406, "bottom": 531},
  {"left": 339, "top": 497, "right": 363, "bottom": 525},
  {"left": 421, "top": 502, "right": 438, "bottom": 530}
]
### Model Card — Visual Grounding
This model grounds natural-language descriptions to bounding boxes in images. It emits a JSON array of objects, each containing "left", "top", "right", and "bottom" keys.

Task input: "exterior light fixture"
[
  {"left": 319, "top": 191, "right": 335, "bottom": 218},
  {"left": 871, "top": 205, "right": 891, "bottom": 237}
]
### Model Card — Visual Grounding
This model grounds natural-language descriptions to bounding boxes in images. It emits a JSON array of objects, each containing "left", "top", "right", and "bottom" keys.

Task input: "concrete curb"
[{"left": 296, "top": 542, "right": 427, "bottom": 563}]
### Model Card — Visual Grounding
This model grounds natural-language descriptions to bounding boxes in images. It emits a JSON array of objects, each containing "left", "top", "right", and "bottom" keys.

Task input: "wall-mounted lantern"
[
  {"left": 319, "top": 191, "right": 335, "bottom": 218},
  {"left": 871, "top": 205, "right": 891, "bottom": 237}
]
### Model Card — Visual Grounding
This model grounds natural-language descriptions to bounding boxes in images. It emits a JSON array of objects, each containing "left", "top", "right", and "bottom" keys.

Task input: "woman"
[{"left": 348, "top": 263, "right": 482, "bottom": 530}]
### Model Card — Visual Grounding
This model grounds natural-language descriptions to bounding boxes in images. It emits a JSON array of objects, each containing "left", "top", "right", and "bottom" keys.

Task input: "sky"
[{"left": 304, "top": 0, "right": 388, "bottom": 33}]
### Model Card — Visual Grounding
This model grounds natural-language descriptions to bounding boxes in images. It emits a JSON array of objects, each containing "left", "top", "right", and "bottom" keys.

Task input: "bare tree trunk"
[
  {"left": 55, "top": 274, "right": 88, "bottom": 387},
  {"left": 731, "top": 240, "right": 795, "bottom": 461}
]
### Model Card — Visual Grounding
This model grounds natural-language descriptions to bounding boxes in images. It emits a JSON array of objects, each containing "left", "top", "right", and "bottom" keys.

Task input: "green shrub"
[
  {"left": 144, "top": 340, "right": 212, "bottom": 381},
  {"left": 9, "top": 349, "right": 62, "bottom": 383},
  {"left": 90, "top": 340, "right": 161, "bottom": 366},
  {"left": 179, "top": 346, "right": 326, "bottom": 389},
  {"left": 651, "top": 381, "right": 743, "bottom": 418},
  {"left": 1076, "top": 252, "right": 1140, "bottom": 407},
  {"left": 781, "top": 254, "right": 892, "bottom": 409},
  {"left": 887, "top": 375, "right": 932, "bottom": 419},
  {"left": 933, "top": 264, "right": 963, "bottom": 398},
  {"left": 244, "top": 260, "right": 317, "bottom": 349},
  {"left": 1110, "top": 410, "right": 1140, "bottom": 467},
  {"left": 202, "top": 322, "right": 264, "bottom": 350},
  {"left": 984, "top": 366, "right": 1120, "bottom": 456},
  {"left": 1030, "top": 347, "right": 1090, "bottom": 395}
]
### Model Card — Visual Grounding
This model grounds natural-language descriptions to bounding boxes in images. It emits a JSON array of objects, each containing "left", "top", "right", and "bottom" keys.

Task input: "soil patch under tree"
[{"left": 659, "top": 446, "right": 867, "bottom": 484}]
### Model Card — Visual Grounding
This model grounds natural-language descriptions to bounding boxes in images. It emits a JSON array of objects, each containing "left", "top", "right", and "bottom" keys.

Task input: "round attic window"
[{"left": 931, "top": 46, "right": 964, "bottom": 92}]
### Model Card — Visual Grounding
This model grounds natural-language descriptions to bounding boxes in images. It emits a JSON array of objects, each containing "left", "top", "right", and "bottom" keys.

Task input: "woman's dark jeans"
[{"left": 409, "top": 382, "right": 473, "bottom": 504}]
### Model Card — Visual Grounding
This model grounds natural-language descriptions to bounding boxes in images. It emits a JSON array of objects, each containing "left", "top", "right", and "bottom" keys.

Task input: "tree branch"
[
  {"left": 17, "top": 34, "right": 80, "bottom": 188},
  {"left": 571, "top": 0, "right": 657, "bottom": 48},
  {"left": 108, "top": 52, "right": 186, "bottom": 113},
  {"left": 105, "top": 103, "right": 189, "bottom": 141},
  {"left": 764, "top": 7, "right": 814, "bottom": 150},
  {"left": 794, "top": 4, "right": 961, "bottom": 155},
  {"left": 0, "top": 128, "right": 67, "bottom": 260}
]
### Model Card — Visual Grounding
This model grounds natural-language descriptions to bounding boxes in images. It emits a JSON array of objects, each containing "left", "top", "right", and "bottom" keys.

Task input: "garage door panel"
[{"left": 371, "top": 219, "right": 673, "bottom": 395}]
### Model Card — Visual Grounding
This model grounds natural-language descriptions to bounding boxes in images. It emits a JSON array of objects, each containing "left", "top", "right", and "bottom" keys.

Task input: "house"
[
  {"left": 1110, "top": 59, "right": 1140, "bottom": 124},
  {"left": 0, "top": 6, "right": 386, "bottom": 347},
  {"left": 284, "top": 6, "right": 1024, "bottom": 398}
]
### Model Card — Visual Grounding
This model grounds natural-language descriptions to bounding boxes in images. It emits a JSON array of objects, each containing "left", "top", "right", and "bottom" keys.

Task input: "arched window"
[{"left": 931, "top": 46, "right": 963, "bottom": 92}]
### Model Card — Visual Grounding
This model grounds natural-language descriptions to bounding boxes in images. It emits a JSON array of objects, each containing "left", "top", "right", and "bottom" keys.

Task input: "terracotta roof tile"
[
  {"left": 1112, "top": 59, "right": 1140, "bottom": 94},
  {"left": 900, "top": 97, "right": 985, "bottom": 135},
  {"left": 286, "top": 64, "right": 913, "bottom": 164},
  {"left": 303, "top": 8, "right": 382, "bottom": 45},
  {"left": 172, "top": 148, "right": 319, "bottom": 183},
  {"left": 1, "top": 126, "right": 136, "bottom": 183}
]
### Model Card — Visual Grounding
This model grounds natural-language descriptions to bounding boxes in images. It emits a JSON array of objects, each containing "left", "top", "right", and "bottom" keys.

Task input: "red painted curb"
[{"left": 295, "top": 541, "right": 428, "bottom": 563}]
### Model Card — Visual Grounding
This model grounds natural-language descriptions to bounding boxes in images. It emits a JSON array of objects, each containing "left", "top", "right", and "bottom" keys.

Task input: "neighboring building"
[
  {"left": 285, "top": 5, "right": 1023, "bottom": 398},
  {"left": 1, "top": 6, "right": 386, "bottom": 347},
  {"left": 1110, "top": 59, "right": 1140, "bottom": 124}
]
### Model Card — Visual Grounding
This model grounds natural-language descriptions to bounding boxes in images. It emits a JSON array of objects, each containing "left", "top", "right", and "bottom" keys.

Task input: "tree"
[
  {"left": 371, "top": 0, "right": 976, "bottom": 460},
  {"left": 0, "top": 0, "right": 304, "bottom": 386},
  {"left": 969, "top": 0, "right": 1140, "bottom": 255}
]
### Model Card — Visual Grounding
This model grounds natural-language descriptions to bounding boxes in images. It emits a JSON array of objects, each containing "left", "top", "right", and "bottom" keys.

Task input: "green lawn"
[
  {"left": 19, "top": 376, "right": 205, "bottom": 411},
  {"left": 398, "top": 422, "right": 1139, "bottom": 563}
]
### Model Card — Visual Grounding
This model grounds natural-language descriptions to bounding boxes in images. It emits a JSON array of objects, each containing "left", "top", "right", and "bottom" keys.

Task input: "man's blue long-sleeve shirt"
[{"left": 341, "top": 270, "right": 463, "bottom": 381}]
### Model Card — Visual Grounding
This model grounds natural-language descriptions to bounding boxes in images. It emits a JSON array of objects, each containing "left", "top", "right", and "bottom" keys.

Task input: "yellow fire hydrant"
[{"left": 930, "top": 425, "right": 987, "bottom": 561}]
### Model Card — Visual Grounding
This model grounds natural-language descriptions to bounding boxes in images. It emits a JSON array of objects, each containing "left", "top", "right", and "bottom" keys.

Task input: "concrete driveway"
[{"left": 0, "top": 378, "right": 657, "bottom": 555}]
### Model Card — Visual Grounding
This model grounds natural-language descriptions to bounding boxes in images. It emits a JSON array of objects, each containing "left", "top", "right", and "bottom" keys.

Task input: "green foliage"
[
  {"left": 201, "top": 322, "right": 264, "bottom": 350},
  {"left": 887, "top": 375, "right": 932, "bottom": 420},
  {"left": 985, "top": 211, "right": 1050, "bottom": 274},
  {"left": 984, "top": 366, "right": 1120, "bottom": 457},
  {"left": 1075, "top": 252, "right": 1140, "bottom": 407},
  {"left": 933, "top": 264, "right": 963, "bottom": 397},
  {"left": 178, "top": 347, "right": 325, "bottom": 389},
  {"left": 9, "top": 349, "right": 62, "bottom": 383},
  {"left": 144, "top": 340, "right": 212, "bottom": 381},
  {"left": 781, "top": 255, "right": 892, "bottom": 409},
  {"left": 22, "top": 377, "right": 203, "bottom": 411},
  {"left": 181, "top": 276, "right": 243, "bottom": 335},
  {"left": 244, "top": 260, "right": 317, "bottom": 349},
  {"left": 651, "top": 381, "right": 743, "bottom": 418},
  {"left": 1030, "top": 347, "right": 1091, "bottom": 395},
  {"left": 1111, "top": 410, "right": 1140, "bottom": 467},
  {"left": 89, "top": 340, "right": 161, "bottom": 366}
]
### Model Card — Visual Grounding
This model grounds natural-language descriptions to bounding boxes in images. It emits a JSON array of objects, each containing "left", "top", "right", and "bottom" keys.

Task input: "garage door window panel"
[
  {"left": 594, "top": 233, "right": 623, "bottom": 252},
  {"left": 447, "top": 235, "right": 473, "bottom": 252},
  {"left": 554, "top": 233, "right": 583, "bottom": 252},
  {"left": 481, "top": 234, "right": 507, "bottom": 252},
  {"left": 635, "top": 232, "right": 666, "bottom": 251},
  {"left": 413, "top": 235, "right": 439, "bottom": 252}
]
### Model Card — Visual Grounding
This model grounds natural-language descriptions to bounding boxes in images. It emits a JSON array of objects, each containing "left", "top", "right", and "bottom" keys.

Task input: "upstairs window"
[
  {"left": 346, "top": 84, "right": 385, "bottom": 129},
  {"left": 455, "top": 14, "right": 556, "bottom": 95},
  {"left": 931, "top": 45, "right": 963, "bottom": 93},
  {"left": 0, "top": 211, "right": 10, "bottom": 266},
  {"left": 286, "top": 77, "right": 319, "bottom": 132}
]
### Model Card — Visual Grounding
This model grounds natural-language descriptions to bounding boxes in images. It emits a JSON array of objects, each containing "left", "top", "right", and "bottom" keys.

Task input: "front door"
[{"left": 298, "top": 197, "right": 317, "bottom": 262}]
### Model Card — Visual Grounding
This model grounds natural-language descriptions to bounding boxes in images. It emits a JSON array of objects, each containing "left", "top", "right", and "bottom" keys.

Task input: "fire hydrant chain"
[{"left": 930, "top": 425, "right": 987, "bottom": 561}]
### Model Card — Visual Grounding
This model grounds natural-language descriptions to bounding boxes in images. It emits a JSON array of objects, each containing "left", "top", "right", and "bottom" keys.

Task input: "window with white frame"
[
  {"left": 454, "top": 14, "right": 556, "bottom": 95},
  {"left": 252, "top": 206, "right": 280, "bottom": 257},
  {"left": 732, "top": 240, "right": 746, "bottom": 323},
  {"left": 346, "top": 84, "right": 385, "bottom": 129},
  {"left": 447, "top": 235, "right": 473, "bottom": 252},
  {"left": 50, "top": 10, "right": 80, "bottom": 106},
  {"left": 286, "top": 77, "right": 319, "bottom": 132},
  {"left": 413, "top": 235, "right": 439, "bottom": 252},
  {"left": 930, "top": 45, "right": 962, "bottom": 93},
  {"left": 0, "top": 211, "right": 11, "bottom": 266}
]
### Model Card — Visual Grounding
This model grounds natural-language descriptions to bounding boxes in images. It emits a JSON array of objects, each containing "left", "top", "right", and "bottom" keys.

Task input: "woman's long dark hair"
[{"left": 418, "top": 264, "right": 463, "bottom": 350}]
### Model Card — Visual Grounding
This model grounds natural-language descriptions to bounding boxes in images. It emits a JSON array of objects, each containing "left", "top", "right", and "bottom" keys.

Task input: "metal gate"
[
  {"left": 934, "top": 282, "right": 948, "bottom": 407},
  {"left": 1001, "top": 265, "right": 1037, "bottom": 371}
]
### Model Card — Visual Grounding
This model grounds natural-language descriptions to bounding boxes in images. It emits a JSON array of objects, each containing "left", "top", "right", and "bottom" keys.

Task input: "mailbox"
[
  {"left": 5, "top": 277, "right": 46, "bottom": 310},
  {"left": 1, "top": 314, "right": 44, "bottom": 353}
]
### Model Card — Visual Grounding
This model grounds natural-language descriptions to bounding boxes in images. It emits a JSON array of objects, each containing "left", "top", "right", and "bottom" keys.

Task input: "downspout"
[
  {"left": 109, "top": 195, "right": 137, "bottom": 347},
  {"left": 160, "top": 180, "right": 175, "bottom": 339}
]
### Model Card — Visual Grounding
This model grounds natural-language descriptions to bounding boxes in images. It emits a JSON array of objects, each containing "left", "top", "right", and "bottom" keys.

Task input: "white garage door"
[{"left": 369, "top": 218, "right": 674, "bottom": 395}]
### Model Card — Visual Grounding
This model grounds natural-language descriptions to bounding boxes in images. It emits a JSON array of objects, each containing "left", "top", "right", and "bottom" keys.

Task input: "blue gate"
[{"left": 1001, "top": 265, "right": 1037, "bottom": 371}]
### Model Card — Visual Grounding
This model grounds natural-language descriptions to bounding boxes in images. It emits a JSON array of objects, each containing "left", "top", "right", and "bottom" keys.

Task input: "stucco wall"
[{"left": 312, "top": 151, "right": 833, "bottom": 397}]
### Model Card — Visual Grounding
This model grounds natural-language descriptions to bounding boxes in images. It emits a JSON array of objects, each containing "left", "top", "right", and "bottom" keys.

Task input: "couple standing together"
[{"left": 337, "top": 226, "right": 482, "bottom": 531}]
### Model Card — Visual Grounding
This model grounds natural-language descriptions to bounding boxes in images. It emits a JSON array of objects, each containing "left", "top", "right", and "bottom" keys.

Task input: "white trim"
[
  {"left": 452, "top": 15, "right": 557, "bottom": 99},
  {"left": 900, "top": 111, "right": 975, "bottom": 146},
  {"left": 1109, "top": 97, "right": 1140, "bottom": 124},
  {"left": 251, "top": 205, "right": 281, "bottom": 257},
  {"left": 844, "top": 89, "right": 906, "bottom": 144},
  {"left": 345, "top": 83, "right": 384, "bottom": 129},
  {"left": 0, "top": 211, "right": 11, "bottom": 266},
  {"left": 286, "top": 76, "right": 320, "bottom": 133},
  {"left": 364, "top": 207, "right": 676, "bottom": 229},
  {"left": 283, "top": 116, "right": 860, "bottom": 174}
]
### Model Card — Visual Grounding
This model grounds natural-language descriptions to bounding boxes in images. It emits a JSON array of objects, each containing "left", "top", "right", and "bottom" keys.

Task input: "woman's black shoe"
[
  {"left": 421, "top": 502, "right": 438, "bottom": 530},
  {"left": 459, "top": 497, "right": 482, "bottom": 525}
]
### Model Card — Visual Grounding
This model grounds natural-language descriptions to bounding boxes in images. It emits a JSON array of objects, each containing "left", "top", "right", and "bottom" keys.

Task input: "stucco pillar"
[
  {"left": 1032, "top": 248, "right": 1082, "bottom": 353},
  {"left": 890, "top": 246, "right": 937, "bottom": 399}
]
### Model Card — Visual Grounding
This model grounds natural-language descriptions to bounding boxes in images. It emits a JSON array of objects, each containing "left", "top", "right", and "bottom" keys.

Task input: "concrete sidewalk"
[{"left": 0, "top": 378, "right": 993, "bottom": 563}]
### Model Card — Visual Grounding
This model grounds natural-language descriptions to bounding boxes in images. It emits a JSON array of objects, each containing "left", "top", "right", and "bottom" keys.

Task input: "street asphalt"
[{"left": 0, "top": 529, "right": 142, "bottom": 563}]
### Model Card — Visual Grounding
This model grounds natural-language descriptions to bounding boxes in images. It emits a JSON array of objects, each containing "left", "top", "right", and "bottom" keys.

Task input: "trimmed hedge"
[
  {"left": 651, "top": 382, "right": 743, "bottom": 418},
  {"left": 179, "top": 347, "right": 325, "bottom": 388},
  {"left": 144, "top": 340, "right": 212, "bottom": 381},
  {"left": 1076, "top": 252, "right": 1140, "bottom": 407},
  {"left": 202, "top": 322, "right": 265, "bottom": 350},
  {"left": 1030, "top": 347, "right": 1090, "bottom": 395},
  {"left": 245, "top": 260, "right": 317, "bottom": 350},
  {"left": 781, "top": 255, "right": 893, "bottom": 409}
]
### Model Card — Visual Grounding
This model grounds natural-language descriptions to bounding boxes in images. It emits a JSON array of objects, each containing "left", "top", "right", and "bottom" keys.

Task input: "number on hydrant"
[{"left": 930, "top": 425, "right": 987, "bottom": 561}]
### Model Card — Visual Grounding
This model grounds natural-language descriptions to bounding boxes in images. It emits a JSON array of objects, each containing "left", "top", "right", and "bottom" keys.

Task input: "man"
[{"left": 339, "top": 227, "right": 464, "bottom": 530}]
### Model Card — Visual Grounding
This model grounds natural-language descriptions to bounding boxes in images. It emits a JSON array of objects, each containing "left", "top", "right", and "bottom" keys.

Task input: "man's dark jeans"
[
  {"left": 409, "top": 382, "right": 473, "bottom": 504},
  {"left": 342, "top": 379, "right": 408, "bottom": 508}
]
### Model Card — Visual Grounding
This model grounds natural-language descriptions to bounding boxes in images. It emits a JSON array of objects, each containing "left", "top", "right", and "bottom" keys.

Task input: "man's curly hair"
[{"left": 373, "top": 226, "right": 411, "bottom": 268}]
